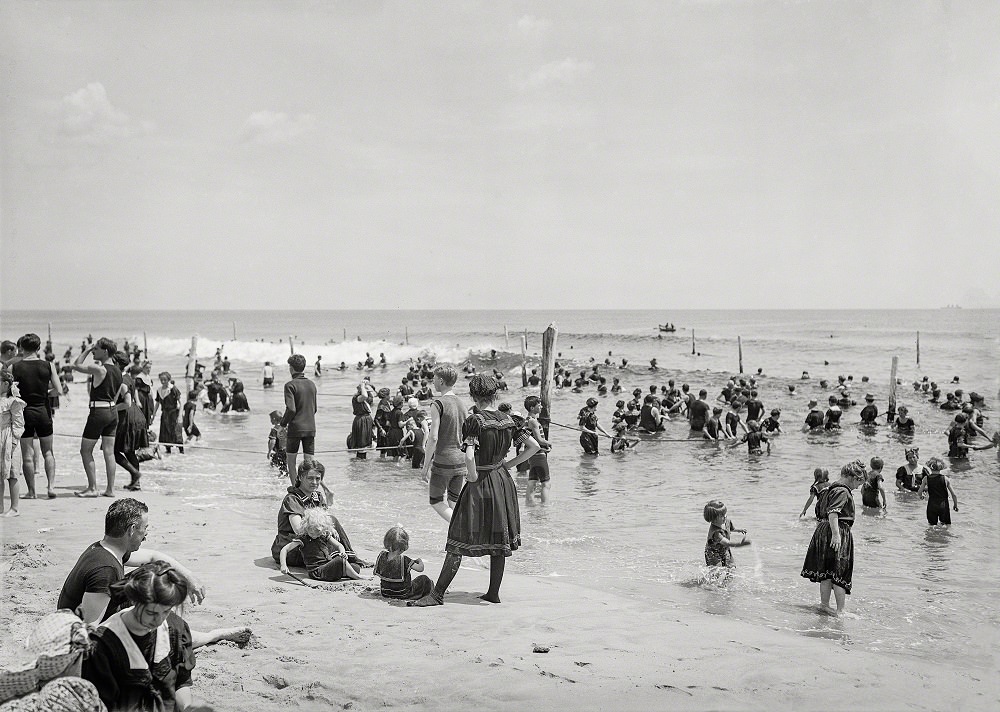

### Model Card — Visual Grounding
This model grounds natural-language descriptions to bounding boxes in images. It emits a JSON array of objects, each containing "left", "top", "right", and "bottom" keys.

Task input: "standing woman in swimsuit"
[
  {"left": 72, "top": 338, "right": 123, "bottom": 497},
  {"left": 410, "top": 374, "right": 539, "bottom": 606},
  {"left": 348, "top": 381, "right": 376, "bottom": 459},
  {"left": 152, "top": 373, "right": 184, "bottom": 455}
]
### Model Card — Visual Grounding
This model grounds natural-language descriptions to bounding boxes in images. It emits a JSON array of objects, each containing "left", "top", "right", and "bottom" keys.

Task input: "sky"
[{"left": 1, "top": 0, "right": 998, "bottom": 310}]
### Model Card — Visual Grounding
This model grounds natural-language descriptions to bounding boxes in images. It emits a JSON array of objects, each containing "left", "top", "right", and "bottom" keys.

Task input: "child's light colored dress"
[{"left": 0, "top": 388, "right": 26, "bottom": 478}]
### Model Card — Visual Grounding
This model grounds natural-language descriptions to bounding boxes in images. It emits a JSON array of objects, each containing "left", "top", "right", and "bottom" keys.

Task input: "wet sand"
[{"left": 1, "top": 489, "right": 996, "bottom": 711}]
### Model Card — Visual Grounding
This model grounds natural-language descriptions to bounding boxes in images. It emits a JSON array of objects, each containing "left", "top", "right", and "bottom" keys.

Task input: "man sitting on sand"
[{"left": 57, "top": 497, "right": 250, "bottom": 649}]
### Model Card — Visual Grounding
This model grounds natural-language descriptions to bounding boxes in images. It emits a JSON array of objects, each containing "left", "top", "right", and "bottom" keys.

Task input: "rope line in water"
[
  {"left": 48, "top": 432, "right": 411, "bottom": 456},
  {"left": 548, "top": 420, "right": 702, "bottom": 443}
]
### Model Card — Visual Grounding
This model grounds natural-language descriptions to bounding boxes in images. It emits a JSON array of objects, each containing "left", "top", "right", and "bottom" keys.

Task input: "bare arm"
[
  {"left": 128, "top": 549, "right": 206, "bottom": 604},
  {"left": 409, "top": 558, "right": 424, "bottom": 573},
  {"left": 421, "top": 403, "right": 441, "bottom": 481},
  {"left": 464, "top": 442, "right": 479, "bottom": 483},
  {"left": 828, "top": 512, "right": 841, "bottom": 549},
  {"left": 288, "top": 513, "right": 305, "bottom": 536},
  {"left": 49, "top": 362, "right": 63, "bottom": 397},
  {"left": 800, "top": 493, "right": 816, "bottom": 518},
  {"left": 528, "top": 419, "right": 551, "bottom": 450},
  {"left": 279, "top": 540, "right": 302, "bottom": 574},
  {"left": 77, "top": 592, "right": 112, "bottom": 624},
  {"left": 947, "top": 478, "right": 959, "bottom": 510},
  {"left": 504, "top": 436, "right": 540, "bottom": 471}
]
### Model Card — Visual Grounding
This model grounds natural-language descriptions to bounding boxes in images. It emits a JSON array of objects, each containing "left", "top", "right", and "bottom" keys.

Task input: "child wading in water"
[
  {"left": 267, "top": 410, "right": 288, "bottom": 476},
  {"left": 730, "top": 419, "right": 771, "bottom": 455},
  {"left": 703, "top": 500, "right": 751, "bottom": 576},
  {"left": 0, "top": 372, "right": 26, "bottom": 517},
  {"left": 374, "top": 526, "right": 433, "bottom": 600},
  {"left": 800, "top": 468, "right": 831, "bottom": 519},
  {"left": 182, "top": 390, "right": 200, "bottom": 443},
  {"left": 860, "top": 457, "right": 887, "bottom": 513},
  {"left": 918, "top": 457, "right": 959, "bottom": 526},
  {"left": 279, "top": 508, "right": 366, "bottom": 582}
]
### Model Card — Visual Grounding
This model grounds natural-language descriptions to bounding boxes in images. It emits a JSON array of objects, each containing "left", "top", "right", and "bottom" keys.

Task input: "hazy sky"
[{"left": 2, "top": 1, "right": 998, "bottom": 310}]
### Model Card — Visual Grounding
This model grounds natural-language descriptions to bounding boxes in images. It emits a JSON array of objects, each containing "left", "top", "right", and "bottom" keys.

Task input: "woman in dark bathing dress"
[
  {"left": 801, "top": 461, "right": 866, "bottom": 615},
  {"left": 410, "top": 374, "right": 539, "bottom": 606},
  {"left": 348, "top": 382, "right": 375, "bottom": 459}
]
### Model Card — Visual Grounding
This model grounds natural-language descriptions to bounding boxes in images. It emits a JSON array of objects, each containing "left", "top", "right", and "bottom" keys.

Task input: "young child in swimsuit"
[
  {"left": 860, "top": 457, "right": 887, "bottom": 512},
  {"left": 799, "top": 467, "right": 830, "bottom": 519},
  {"left": 918, "top": 457, "right": 959, "bottom": 526},
  {"left": 730, "top": 420, "right": 770, "bottom": 455},
  {"left": 0, "top": 373, "right": 26, "bottom": 517},
  {"left": 703, "top": 500, "right": 750, "bottom": 571},
  {"left": 374, "top": 526, "right": 433, "bottom": 600},
  {"left": 267, "top": 410, "right": 288, "bottom": 476},
  {"left": 279, "top": 509, "right": 366, "bottom": 582}
]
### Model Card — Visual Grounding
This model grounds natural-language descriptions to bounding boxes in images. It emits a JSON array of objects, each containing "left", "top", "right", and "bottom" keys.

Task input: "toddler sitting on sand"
[
  {"left": 374, "top": 526, "right": 433, "bottom": 600},
  {"left": 279, "top": 509, "right": 366, "bottom": 582}
]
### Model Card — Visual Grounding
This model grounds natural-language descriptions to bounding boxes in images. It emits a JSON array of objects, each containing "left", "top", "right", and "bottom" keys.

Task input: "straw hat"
[{"left": 0, "top": 612, "right": 92, "bottom": 705}]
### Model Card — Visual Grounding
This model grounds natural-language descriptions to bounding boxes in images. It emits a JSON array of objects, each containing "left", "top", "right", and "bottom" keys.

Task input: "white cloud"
[
  {"left": 54, "top": 83, "right": 154, "bottom": 144},
  {"left": 516, "top": 15, "right": 551, "bottom": 40},
  {"left": 237, "top": 111, "right": 317, "bottom": 145},
  {"left": 519, "top": 58, "right": 593, "bottom": 91}
]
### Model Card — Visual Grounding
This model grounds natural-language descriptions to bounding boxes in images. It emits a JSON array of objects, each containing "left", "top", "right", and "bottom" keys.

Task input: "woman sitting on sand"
[
  {"left": 82, "top": 561, "right": 208, "bottom": 711},
  {"left": 270, "top": 460, "right": 369, "bottom": 570}
]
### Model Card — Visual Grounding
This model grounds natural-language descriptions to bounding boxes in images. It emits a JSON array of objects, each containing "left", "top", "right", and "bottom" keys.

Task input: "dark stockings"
[
  {"left": 409, "top": 552, "right": 506, "bottom": 606},
  {"left": 114, "top": 449, "right": 140, "bottom": 487}
]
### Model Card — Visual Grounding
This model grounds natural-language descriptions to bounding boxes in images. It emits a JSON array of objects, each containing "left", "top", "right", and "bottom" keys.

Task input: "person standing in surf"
[{"left": 11, "top": 333, "right": 63, "bottom": 499}]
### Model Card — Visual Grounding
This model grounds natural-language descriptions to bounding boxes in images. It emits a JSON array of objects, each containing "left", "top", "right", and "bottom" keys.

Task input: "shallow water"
[{"left": 2, "top": 309, "right": 998, "bottom": 665}]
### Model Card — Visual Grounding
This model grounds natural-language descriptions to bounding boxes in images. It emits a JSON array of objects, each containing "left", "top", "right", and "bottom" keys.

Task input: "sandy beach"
[{"left": 2, "top": 489, "right": 996, "bottom": 712}]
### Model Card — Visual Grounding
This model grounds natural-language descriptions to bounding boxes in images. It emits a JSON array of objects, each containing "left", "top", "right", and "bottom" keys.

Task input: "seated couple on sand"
[{"left": 271, "top": 460, "right": 372, "bottom": 582}]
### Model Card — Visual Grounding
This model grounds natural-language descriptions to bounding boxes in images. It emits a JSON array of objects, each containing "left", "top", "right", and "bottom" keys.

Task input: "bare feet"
[
  {"left": 211, "top": 627, "right": 253, "bottom": 646},
  {"left": 407, "top": 594, "right": 443, "bottom": 607},
  {"left": 101, "top": 490, "right": 115, "bottom": 498},
  {"left": 478, "top": 593, "right": 501, "bottom": 604},
  {"left": 22, "top": 493, "right": 37, "bottom": 500},
  {"left": 1, "top": 509, "right": 20, "bottom": 517},
  {"left": 74, "top": 489, "right": 99, "bottom": 498}
]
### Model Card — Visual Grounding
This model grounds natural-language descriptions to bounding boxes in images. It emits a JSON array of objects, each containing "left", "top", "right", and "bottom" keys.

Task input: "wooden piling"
[
  {"left": 916, "top": 331, "right": 920, "bottom": 366},
  {"left": 143, "top": 331, "right": 148, "bottom": 357},
  {"left": 233, "top": 321, "right": 237, "bottom": 340},
  {"left": 521, "top": 335, "right": 528, "bottom": 387},
  {"left": 539, "top": 324, "right": 558, "bottom": 439},
  {"left": 343, "top": 328, "right": 347, "bottom": 342},
  {"left": 47, "top": 322, "right": 52, "bottom": 344},
  {"left": 887, "top": 356, "right": 898, "bottom": 423},
  {"left": 691, "top": 330, "right": 696, "bottom": 355},
  {"left": 405, "top": 326, "right": 409, "bottom": 345},
  {"left": 289, "top": 336, "right": 295, "bottom": 355},
  {"left": 738, "top": 335, "right": 743, "bottom": 374},
  {"left": 504, "top": 325, "right": 509, "bottom": 349}
]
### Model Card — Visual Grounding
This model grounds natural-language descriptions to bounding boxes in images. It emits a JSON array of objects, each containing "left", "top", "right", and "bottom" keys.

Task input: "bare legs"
[
  {"left": 819, "top": 580, "right": 847, "bottom": 615},
  {"left": 525, "top": 481, "right": 549, "bottom": 506},
  {"left": 431, "top": 501, "right": 453, "bottom": 522},
  {"left": 19, "top": 436, "right": 56, "bottom": 498},
  {"left": 79, "top": 435, "right": 116, "bottom": 496}
]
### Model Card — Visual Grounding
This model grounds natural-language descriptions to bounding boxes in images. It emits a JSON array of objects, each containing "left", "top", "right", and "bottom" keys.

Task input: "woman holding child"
[
  {"left": 270, "top": 460, "right": 368, "bottom": 574},
  {"left": 411, "top": 374, "right": 540, "bottom": 606}
]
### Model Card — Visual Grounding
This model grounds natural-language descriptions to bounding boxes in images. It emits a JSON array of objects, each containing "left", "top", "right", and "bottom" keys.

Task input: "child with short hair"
[
  {"left": 730, "top": 420, "right": 771, "bottom": 455},
  {"left": 703, "top": 500, "right": 750, "bottom": 569},
  {"left": 861, "top": 457, "right": 888, "bottom": 512},
  {"left": 279, "top": 508, "right": 366, "bottom": 581},
  {"left": 400, "top": 417, "right": 428, "bottom": 470},
  {"left": 918, "top": 457, "right": 959, "bottom": 526},
  {"left": 762, "top": 409, "right": 783, "bottom": 434},
  {"left": 800, "top": 468, "right": 830, "bottom": 519},
  {"left": 267, "top": 410, "right": 288, "bottom": 476},
  {"left": 374, "top": 526, "right": 433, "bottom": 599},
  {"left": 182, "top": 390, "right": 201, "bottom": 443}
]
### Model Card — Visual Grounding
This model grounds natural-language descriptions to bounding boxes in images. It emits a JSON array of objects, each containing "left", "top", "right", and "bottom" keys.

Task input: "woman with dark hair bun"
[
  {"left": 82, "top": 560, "right": 208, "bottom": 711},
  {"left": 410, "top": 374, "right": 540, "bottom": 606}
]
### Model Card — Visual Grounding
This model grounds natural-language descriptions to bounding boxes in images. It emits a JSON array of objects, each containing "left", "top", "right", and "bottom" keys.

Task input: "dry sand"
[{"left": 2, "top": 490, "right": 996, "bottom": 712}]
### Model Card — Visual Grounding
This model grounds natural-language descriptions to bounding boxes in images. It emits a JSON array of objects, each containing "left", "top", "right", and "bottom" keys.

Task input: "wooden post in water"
[
  {"left": 188, "top": 335, "right": 198, "bottom": 383},
  {"left": 143, "top": 331, "right": 148, "bottom": 357},
  {"left": 738, "top": 336, "right": 743, "bottom": 374},
  {"left": 916, "top": 331, "right": 920, "bottom": 366},
  {"left": 289, "top": 336, "right": 295, "bottom": 355},
  {"left": 232, "top": 321, "right": 237, "bottom": 341},
  {"left": 539, "top": 324, "right": 558, "bottom": 439},
  {"left": 343, "top": 328, "right": 347, "bottom": 342},
  {"left": 504, "top": 325, "right": 509, "bottom": 349},
  {"left": 691, "top": 330, "right": 696, "bottom": 355},
  {"left": 520, "top": 335, "right": 528, "bottom": 387},
  {"left": 887, "top": 355, "right": 898, "bottom": 424},
  {"left": 405, "top": 327, "right": 409, "bottom": 345},
  {"left": 47, "top": 322, "right": 52, "bottom": 344}
]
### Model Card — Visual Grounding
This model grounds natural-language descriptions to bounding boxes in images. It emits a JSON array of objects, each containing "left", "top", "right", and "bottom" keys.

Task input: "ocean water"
[{"left": 2, "top": 309, "right": 998, "bottom": 665}]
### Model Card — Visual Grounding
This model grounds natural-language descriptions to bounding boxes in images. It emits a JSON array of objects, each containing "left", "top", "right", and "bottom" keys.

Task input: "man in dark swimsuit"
[
  {"left": 689, "top": 389, "right": 712, "bottom": 433},
  {"left": 12, "top": 334, "right": 64, "bottom": 499},
  {"left": 72, "top": 338, "right": 123, "bottom": 497}
]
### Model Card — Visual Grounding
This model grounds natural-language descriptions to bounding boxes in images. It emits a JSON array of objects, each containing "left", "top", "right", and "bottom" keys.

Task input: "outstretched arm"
[
  {"left": 129, "top": 549, "right": 206, "bottom": 604},
  {"left": 279, "top": 540, "right": 302, "bottom": 574},
  {"left": 800, "top": 493, "right": 816, "bottom": 518}
]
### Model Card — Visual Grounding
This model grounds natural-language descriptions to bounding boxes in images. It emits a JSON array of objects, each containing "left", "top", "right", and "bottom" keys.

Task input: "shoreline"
[{"left": 2, "top": 490, "right": 996, "bottom": 711}]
